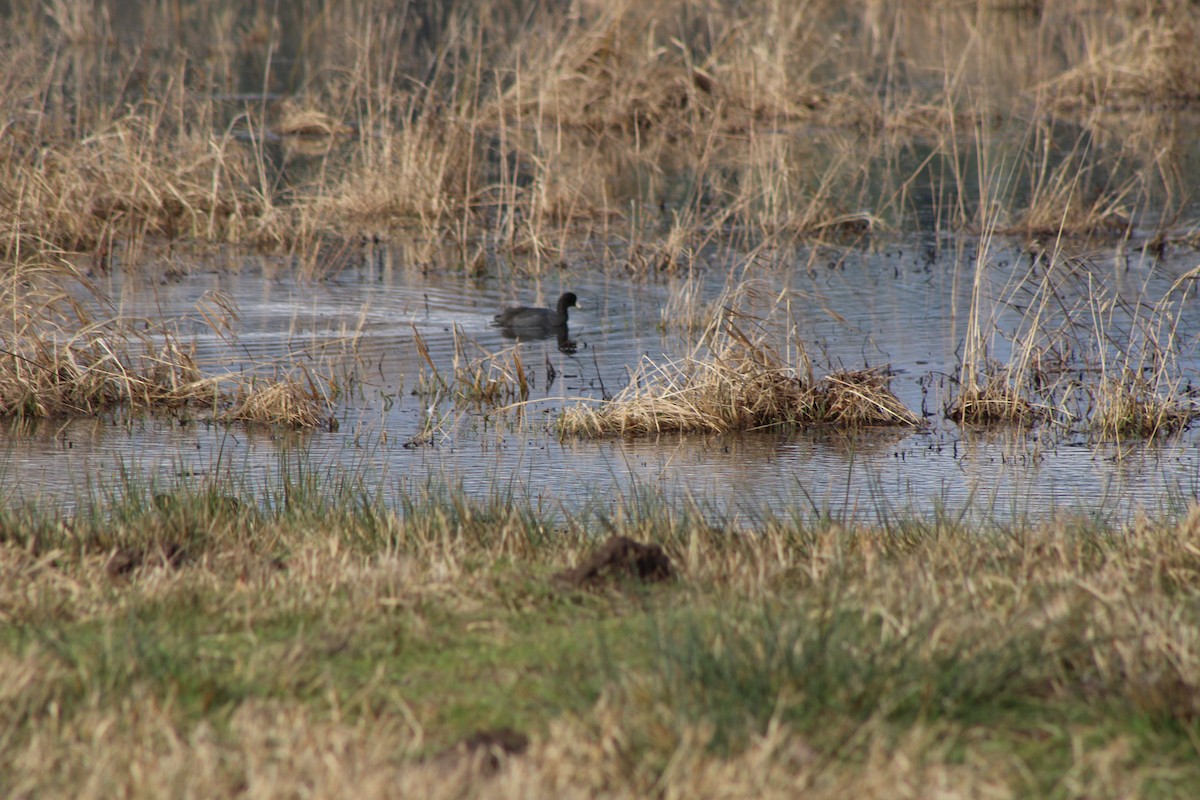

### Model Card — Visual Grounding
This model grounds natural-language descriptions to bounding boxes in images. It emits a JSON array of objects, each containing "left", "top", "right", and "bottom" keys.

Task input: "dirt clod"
[
  {"left": 436, "top": 727, "right": 529, "bottom": 776},
  {"left": 554, "top": 535, "right": 673, "bottom": 588},
  {"left": 105, "top": 541, "right": 186, "bottom": 577}
]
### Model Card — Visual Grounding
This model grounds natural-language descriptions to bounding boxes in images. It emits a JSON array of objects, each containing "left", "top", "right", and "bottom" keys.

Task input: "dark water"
[{"left": 4, "top": 235, "right": 1199, "bottom": 523}]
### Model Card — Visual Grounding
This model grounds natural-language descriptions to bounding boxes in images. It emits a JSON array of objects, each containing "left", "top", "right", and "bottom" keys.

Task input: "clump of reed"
[
  {"left": 1091, "top": 371, "right": 1193, "bottom": 441},
  {"left": 486, "top": 2, "right": 727, "bottom": 139},
  {"left": 948, "top": 369, "right": 1037, "bottom": 426},
  {"left": 949, "top": 215, "right": 1200, "bottom": 439},
  {"left": 302, "top": 99, "right": 477, "bottom": 233},
  {"left": 223, "top": 372, "right": 335, "bottom": 429},
  {"left": 0, "top": 255, "right": 334, "bottom": 427},
  {"left": 557, "top": 344, "right": 807, "bottom": 438},
  {"left": 273, "top": 100, "right": 357, "bottom": 140},
  {"left": 1005, "top": 124, "right": 1138, "bottom": 237},
  {"left": 559, "top": 293, "right": 917, "bottom": 438},
  {"left": 451, "top": 330, "right": 529, "bottom": 406},
  {"left": 1085, "top": 264, "right": 1200, "bottom": 441},
  {"left": 814, "top": 368, "right": 921, "bottom": 428},
  {"left": 410, "top": 325, "right": 530, "bottom": 407},
  {"left": 0, "top": 256, "right": 207, "bottom": 416},
  {"left": 949, "top": 170, "right": 1052, "bottom": 427},
  {"left": 1, "top": 88, "right": 268, "bottom": 258},
  {"left": 1042, "top": 2, "right": 1200, "bottom": 111}
]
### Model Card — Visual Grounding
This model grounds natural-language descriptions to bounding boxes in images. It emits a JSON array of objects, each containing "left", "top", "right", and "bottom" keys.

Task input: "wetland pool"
[{"left": 4, "top": 235, "right": 1199, "bottom": 524}]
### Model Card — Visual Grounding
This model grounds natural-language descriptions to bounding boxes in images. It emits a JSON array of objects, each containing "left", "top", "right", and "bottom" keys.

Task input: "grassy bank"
[{"left": 2, "top": 472, "right": 1199, "bottom": 797}]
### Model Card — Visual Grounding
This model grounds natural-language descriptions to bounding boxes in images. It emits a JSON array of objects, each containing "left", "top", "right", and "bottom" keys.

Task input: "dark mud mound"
[{"left": 554, "top": 535, "right": 673, "bottom": 589}]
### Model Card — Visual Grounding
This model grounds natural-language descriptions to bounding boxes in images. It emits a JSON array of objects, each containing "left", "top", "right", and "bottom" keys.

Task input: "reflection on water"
[
  {"left": 496, "top": 322, "right": 577, "bottom": 354},
  {"left": 4, "top": 235, "right": 1199, "bottom": 523}
]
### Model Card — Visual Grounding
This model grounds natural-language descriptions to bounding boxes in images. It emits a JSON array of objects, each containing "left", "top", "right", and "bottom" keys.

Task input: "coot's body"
[{"left": 493, "top": 292, "right": 577, "bottom": 331}]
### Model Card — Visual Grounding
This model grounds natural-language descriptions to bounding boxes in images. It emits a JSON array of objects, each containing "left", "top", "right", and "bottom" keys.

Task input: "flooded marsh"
[
  {"left": 5, "top": 1, "right": 1200, "bottom": 796},
  {"left": 5, "top": 234, "right": 1199, "bottom": 523}
]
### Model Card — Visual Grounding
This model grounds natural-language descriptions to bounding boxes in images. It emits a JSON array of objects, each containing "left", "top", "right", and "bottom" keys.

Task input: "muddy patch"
[
  {"left": 433, "top": 727, "right": 530, "bottom": 777},
  {"left": 105, "top": 541, "right": 188, "bottom": 578},
  {"left": 554, "top": 535, "right": 674, "bottom": 589}
]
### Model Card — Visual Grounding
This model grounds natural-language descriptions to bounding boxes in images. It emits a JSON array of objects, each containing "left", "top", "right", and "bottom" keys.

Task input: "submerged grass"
[{"left": 2, "top": 469, "right": 1200, "bottom": 797}]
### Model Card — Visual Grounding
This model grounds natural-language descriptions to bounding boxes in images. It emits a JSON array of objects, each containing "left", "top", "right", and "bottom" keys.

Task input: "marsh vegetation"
[
  {"left": 4, "top": 0, "right": 1200, "bottom": 795},
  {"left": 1, "top": 0, "right": 1198, "bottom": 435}
]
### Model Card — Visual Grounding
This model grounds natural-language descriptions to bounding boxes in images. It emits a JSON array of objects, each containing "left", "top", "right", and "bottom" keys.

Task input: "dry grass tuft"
[
  {"left": 223, "top": 372, "right": 334, "bottom": 429},
  {"left": 489, "top": 2, "right": 726, "bottom": 139},
  {"left": 1083, "top": 264, "right": 1200, "bottom": 441},
  {"left": 949, "top": 244, "right": 1200, "bottom": 437},
  {"left": 2, "top": 103, "right": 267, "bottom": 255},
  {"left": 452, "top": 329, "right": 530, "bottom": 406},
  {"left": 0, "top": 255, "right": 334, "bottom": 427},
  {"left": 560, "top": 300, "right": 917, "bottom": 438},
  {"left": 558, "top": 320, "right": 810, "bottom": 438},
  {"left": 1091, "top": 371, "right": 1195, "bottom": 441},
  {"left": 947, "top": 373, "right": 1038, "bottom": 426},
  {"left": 274, "top": 101, "right": 357, "bottom": 139},
  {"left": 410, "top": 325, "right": 531, "bottom": 407},
  {"left": 815, "top": 368, "right": 921, "bottom": 428},
  {"left": 1043, "top": 4, "right": 1200, "bottom": 111},
  {"left": 304, "top": 107, "right": 476, "bottom": 230},
  {"left": 0, "top": 257, "right": 207, "bottom": 416},
  {"left": 1009, "top": 155, "right": 1137, "bottom": 238}
]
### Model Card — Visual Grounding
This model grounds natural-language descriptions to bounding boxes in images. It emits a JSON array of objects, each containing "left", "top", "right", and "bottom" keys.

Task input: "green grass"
[
  {"left": 3, "top": 591, "right": 620, "bottom": 749},
  {"left": 2, "top": 473, "right": 1200, "bottom": 797}
]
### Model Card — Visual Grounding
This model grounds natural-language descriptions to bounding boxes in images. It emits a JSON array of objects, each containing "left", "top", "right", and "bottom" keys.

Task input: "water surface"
[{"left": 5, "top": 235, "right": 1198, "bottom": 524}]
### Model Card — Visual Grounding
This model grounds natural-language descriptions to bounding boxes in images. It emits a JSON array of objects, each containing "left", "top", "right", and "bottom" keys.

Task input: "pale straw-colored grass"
[
  {"left": 560, "top": 291, "right": 917, "bottom": 437},
  {"left": 0, "top": 256, "right": 334, "bottom": 427},
  {"left": 223, "top": 372, "right": 334, "bottom": 429},
  {"left": 3, "top": 0, "right": 1198, "bottom": 265}
]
